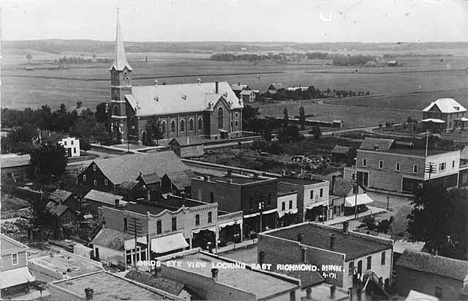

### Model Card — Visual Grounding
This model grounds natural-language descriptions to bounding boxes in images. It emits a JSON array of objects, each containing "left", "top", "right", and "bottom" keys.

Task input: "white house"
[{"left": 58, "top": 137, "right": 80, "bottom": 157}]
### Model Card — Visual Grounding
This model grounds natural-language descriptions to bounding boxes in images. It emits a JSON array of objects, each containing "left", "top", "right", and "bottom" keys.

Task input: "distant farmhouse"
[
  {"left": 422, "top": 98, "right": 467, "bottom": 132},
  {"left": 108, "top": 18, "right": 243, "bottom": 144}
]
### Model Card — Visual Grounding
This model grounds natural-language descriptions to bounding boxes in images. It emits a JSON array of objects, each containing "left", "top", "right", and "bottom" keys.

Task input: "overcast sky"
[{"left": 2, "top": 0, "right": 467, "bottom": 43}]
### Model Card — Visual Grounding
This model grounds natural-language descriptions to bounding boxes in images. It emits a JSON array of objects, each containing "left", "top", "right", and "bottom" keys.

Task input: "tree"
[
  {"left": 25, "top": 53, "right": 33, "bottom": 64},
  {"left": 283, "top": 108, "right": 289, "bottom": 127},
  {"left": 93, "top": 123, "right": 111, "bottom": 145},
  {"left": 145, "top": 116, "right": 164, "bottom": 146},
  {"left": 407, "top": 186, "right": 468, "bottom": 260},
  {"left": 95, "top": 102, "right": 108, "bottom": 124},
  {"left": 262, "top": 120, "right": 273, "bottom": 142},
  {"left": 2, "top": 123, "right": 38, "bottom": 154},
  {"left": 298, "top": 106, "right": 306, "bottom": 130},
  {"left": 29, "top": 144, "right": 68, "bottom": 182},
  {"left": 278, "top": 125, "right": 303, "bottom": 143},
  {"left": 80, "top": 138, "right": 91, "bottom": 153},
  {"left": 28, "top": 198, "right": 61, "bottom": 239},
  {"left": 311, "top": 125, "right": 322, "bottom": 140}
]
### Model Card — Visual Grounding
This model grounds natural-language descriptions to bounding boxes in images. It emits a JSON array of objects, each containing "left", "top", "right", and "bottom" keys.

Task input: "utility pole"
[
  {"left": 352, "top": 174, "right": 358, "bottom": 220},
  {"left": 258, "top": 201, "right": 264, "bottom": 234},
  {"left": 133, "top": 217, "right": 137, "bottom": 267},
  {"left": 386, "top": 191, "right": 390, "bottom": 210}
]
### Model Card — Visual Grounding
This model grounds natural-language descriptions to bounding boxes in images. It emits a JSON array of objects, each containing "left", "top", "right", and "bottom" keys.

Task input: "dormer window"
[{"left": 454, "top": 106, "right": 459, "bottom": 111}]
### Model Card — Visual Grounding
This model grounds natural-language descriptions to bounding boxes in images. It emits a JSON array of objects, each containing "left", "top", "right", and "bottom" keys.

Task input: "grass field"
[{"left": 2, "top": 51, "right": 467, "bottom": 129}]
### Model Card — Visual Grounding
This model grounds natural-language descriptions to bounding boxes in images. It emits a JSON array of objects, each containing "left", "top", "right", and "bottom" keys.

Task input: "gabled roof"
[
  {"left": 331, "top": 145, "right": 351, "bottom": 155},
  {"left": 92, "top": 228, "right": 131, "bottom": 251},
  {"left": 87, "top": 151, "right": 190, "bottom": 186},
  {"left": 264, "top": 223, "right": 392, "bottom": 260},
  {"left": 47, "top": 202, "right": 72, "bottom": 218},
  {"left": 48, "top": 189, "right": 73, "bottom": 203},
  {"left": 125, "top": 270, "right": 185, "bottom": 296},
  {"left": 422, "top": 98, "right": 466, "bottom": 114},
  {"left": 332, "top": 178, "right": 353, "bottom": 196},
  {"left": 138, "top": 173, "right": 161, "bottom": 185},
  {"left": 240, "top": 90, "right": 254, "bottom": 96},
  {"left": 396, "top": 250, "right": 468, "bottom": 281},
  {"left": 126, "top": 82, "right": 242, "bottom": 117},
  {"left": 0, "top": 234, "right": 28, "bottom": 254},
  {"left": 109, "top": 15, "right": 132, "bottom": 71},
  {"left": 84, "top": 190, "right": 126, "bottom": 206},
  {"left": 231, "top": 83, "right": 249, "bottom": 91},
  {"left": 164, "top": 170, "right": 194, "bottom": 190},
  {"left": 359, "top": 137, "right": 395, "bottom": 151},
  {"left": 269, "top": 82, "right": 284, "bottom": 90}
]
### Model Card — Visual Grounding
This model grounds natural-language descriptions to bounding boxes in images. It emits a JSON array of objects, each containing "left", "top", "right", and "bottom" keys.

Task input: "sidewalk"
[
  {"left": 215, "top": 238, "right": 257, "bottom": 254},
  {"left": 321, "top": 205, "right": 387, "bottom": 226}
]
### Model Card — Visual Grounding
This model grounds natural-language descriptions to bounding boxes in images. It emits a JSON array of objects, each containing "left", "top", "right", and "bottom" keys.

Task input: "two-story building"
[
  {"left": 0, "top": 234, "right": 37, "bottom": 299},
  {"left": 396, "top": 250, "right": 468, "bottom": 300},
  {"left": 278, "top": 177, "right": 330, "bottom": 223},
  {"left": 422, "top": 98, "right": 467, "bottom": 132},
  {"left": 77, "top": 151, "right": 193, "bottom": 195},
  {"left": 58, "top": 137, "right": 80, "bottom": 157},
  {"left": 277, "top": 186, "right": 298, "bottom": 227},
  {"left": 258, "top": 222, "right": 393, "bottom": 292},
  {"left": 352, "top": 137, "right": 461, "bottom": 193},
  {"left": 191, "top": 174, "right": 278, "bottom": 239}
]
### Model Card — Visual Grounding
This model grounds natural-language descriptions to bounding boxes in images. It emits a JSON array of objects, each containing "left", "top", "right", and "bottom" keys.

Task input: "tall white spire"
[{"left": 110, "top": 8, "right": 132, "bottom": 71}]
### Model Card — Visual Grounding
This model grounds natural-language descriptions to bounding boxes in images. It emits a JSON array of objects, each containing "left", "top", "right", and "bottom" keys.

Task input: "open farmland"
[{"left": 2, "top": 51, "right": 467, "bottom": 128}]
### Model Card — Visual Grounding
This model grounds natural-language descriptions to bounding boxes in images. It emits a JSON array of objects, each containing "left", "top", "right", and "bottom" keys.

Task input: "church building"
[{"left": 108, "top": 17, "right": 243, "bottom": 144}]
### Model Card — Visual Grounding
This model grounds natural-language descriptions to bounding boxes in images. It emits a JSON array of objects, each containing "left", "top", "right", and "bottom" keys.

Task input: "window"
[
  {"left": 71, "top": 140, "right": 74, "bottom": 145},
  {"left": 93, "top": 180, "right": 97, "bottom": 186},
  {"left": 195, "top": 214, "right": 200, "bottom": 226},
  {"left": 73, "top": 148, "right": 77, "bottom": 154},
  {"left": 235, "top": 120, "right": 238, "bottom": 127},
  {"left": 11, "top": 253, "right": 18, "bottom": 265},
  {"left": 189, "top": 118, "right": 194, "bottom": 131},
  {"left": 348, "top": 262, "right": 354, "bottom": 275},
  {"left": 310, "top": 190, "right": 314, "bottom": 199},
  {"left": 104, "top": 179, "right": 108, "bottom": 186},
  {"left": 172, "top": 217, "right": 177, "bottom": 231},
  {"left": 113, "top": 106, "right": 119, "bottom": 116},
  {"left": 180, "top": 119, "right": 185, "bottom": 132},
  {"left": 379, "top": 160, "right": 384, "bottom": 169},
  {"left": 161, "top": 121, "right": 166, "bottom": 133},
  {"left": 362, "top": 158, "right": 367, "bottom": 167},
  {"left": 452, "top": 160, "right": 455, "bottom": 168},
  {"left": 381, "top": 252, "right": 386, "bottom": 265},
  {"left": 413, "top": 164, "right": 418, "bottom": 173},
  {"left": 157, "top": 220, "right": 162, "bottom": 234},
  {"left": 282, "top": 202, "right": 286, "bottom": 211},
  {"left": 235, "top": 113, "right": 238, "bottom": 118},
  {"left": 93, "top": 165, "right": 97, "bottom": 171},
  {"left": 439, "top": 162, "right": 446, "bottom": 171},
  {"left": 320, "top": 188, "right": 323, "bottom": 197},
  {"left": 64, "top": 141, "right": 67, "bottom": 146},
  {"left": 217, "top": 107, "right": 224, "bottom": 129},
  {"left": 367, "top": 256, "right": 372, "bottom": 270},
  {"left": 208, "top": 212, "right": 212, "bottom": 223},
  {"left": 124, "top": 218, "right": 128, "bottom": 231},
  {"left": 198, "top": 117, "right": 203, "bottom": 130},
  {"left": 210, "top": 192, "right": 214, "bottom": 203},
  {"left": 83, "top": 175, "right": 87, "bottom": 182},
  {"left": 171, "top": 120, "right": 176, "bottom": 133},
  {"left": 395, "top": 162, "right": 401, "bottom": 171},
  {"left": 435, "top": 287, "right": 442, "bottom": 299},
  {"left": 289, "top": 200, "right": 293, "bottom": 209}
]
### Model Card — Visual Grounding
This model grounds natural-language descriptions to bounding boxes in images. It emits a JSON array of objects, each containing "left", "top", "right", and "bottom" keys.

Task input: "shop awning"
[
  {"left": 192, "top": 227, "right": 216, "bottom": 234},
  {"left": 124, "top": 236, "right": 148, "bottom": 250},
  {"left": 218, "top": 221, "right": 239, "bottom": 229},
  {"left": 243, "top": 208, "right": 277, "bottom": 219},
  {"left": 421, "top": 118, "right": 445, "bottom": 124},
  {"left": 460, "top": 117, "right": 468, "bottom": 122},
  {"left": 305, "top": 200, "right": 328, "bottom": 210},
  {"left": 0, "top": 266, "right": 35, "bottom": 289},
  {"left": 278, "top": 208, "right": 298, "bottom": 218},
  {"left": 344, "top": 194, "right": 374, "bottom": 207},
  {"left": 151, "top": 233, "right": 189, "bottom": 254}
]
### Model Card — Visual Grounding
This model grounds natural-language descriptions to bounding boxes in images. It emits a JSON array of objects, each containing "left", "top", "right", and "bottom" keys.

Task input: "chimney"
[
  {"left": 115, "top": 198, "right": 120, "bottom": 208},
  {"left": 154, "top": 79, "right": 159, "bottom": 86},
  {"left": 77, "top": 101, "right": 82, "bottom": 108},
  {"left": 211, "top": 268, "right": 218, "bottom": 280},
  {"left": 330, "top": 175, "right": 336, "bottom": 194},
  {"left": 330, "top": 285, "right": 336, "bottom": 299},
  {"left": 343, "top": 221, "right": 349, "bottom": 234},
  {"left": 84, "top": 288, "right": 94, "bottom": 300},
  {"left": 297, "top": 233, "right": 304, "bottom": 243},
  {"left": 215, "top": 81, "right": 219, "bottom": 94},
  {"left": 330, "top": 234, "right": 336, "bottom": 250}
]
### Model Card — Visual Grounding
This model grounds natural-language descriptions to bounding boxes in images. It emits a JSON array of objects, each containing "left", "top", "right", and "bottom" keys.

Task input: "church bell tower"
[{"left": 109, "top": 10, "right": 132, "bottom": 143}]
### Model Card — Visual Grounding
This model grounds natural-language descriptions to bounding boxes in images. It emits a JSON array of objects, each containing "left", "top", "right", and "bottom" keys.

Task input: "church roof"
[
  {"left": 126, "top": 82, "right": 242, "bottom": 117},
  {"left": 109, "top": 15, "right": 132, "bottom": 71},
  {"left": 422, "top": 98, "right": 466, "bottom": 114}
]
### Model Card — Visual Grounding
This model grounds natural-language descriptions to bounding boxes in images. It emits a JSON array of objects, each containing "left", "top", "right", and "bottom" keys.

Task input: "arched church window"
[
  {"left": 189, "top": 119, "right": 194, "bottom": 131},
  {"left": 113, "top": 106, "right": 119, "bottom": 116},
  {"left": 171, "top": 120, "right": 176, "bottom": 133},
  {"left": 180, "top": 119, "right": 185, "bottom": 132},
  {"left": 160, "top": 121, "right": 166, "bottom": 133},
  {"left": 198, "top": 118, "right": 203, "bottom": 130},
  {"left": 217, "top": 107, "right": 223, "bottom": 129}
]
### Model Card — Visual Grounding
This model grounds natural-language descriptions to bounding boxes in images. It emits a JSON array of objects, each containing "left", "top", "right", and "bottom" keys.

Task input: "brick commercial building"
[
  {"left": 350, "top": 137, "right": 462, "bottom": 193},
  {"left": 191, "top": 174, "right": 278, "bottom": 239},
  {"left": 258, "top": 222, "right": 393, "bottom": 292},
  {"left": 158, "top": 249, "right": 301, "bottom": 301},
  {"left": 93, "top": 195, "right": 241, "bottom": 267},
  {"left": 108, "top": 17, "right": 243, "bottom": 144},
  {"left": 77, "top": 151, "right": 193, "bottom": 195},
  {"left": 396, "top": 250, "right": 468, "bottom": 300},
  {"left": 277, "top": 186, "right": 298, "bottom": 227},
  {"left": 278, "top": 177, "right": 330, "bottom": 223},
  {"left": 422, "top": 98, "right": 467, "bottom": 132}
]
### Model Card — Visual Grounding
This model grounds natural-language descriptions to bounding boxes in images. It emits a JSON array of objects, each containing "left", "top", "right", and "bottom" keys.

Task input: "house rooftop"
[
  {"left": 422, "top": 98, "right": 467, "bottom": 114},
  {"left": 160, "top": 251, "right": 299, "bottom": 299},
  {"left": 124, "top": 196, "right": 212, "bottom": 215},
  {"left": 52, "top": 271, "right": 179, "bottom": 301},
  {"left": 278, "top": 185, "right": 298, "bottom": 196},
  {"left": 0, "top": 234, "right": 28, "bottom": 254},
  {"left": 359, "top": 137, "right": 395, "bottom": 151},
  {"left": 125, "top": 270, "right": 185, "bottom": 296},
  {"left": 48, "top": 189, "right": 73, "bottom": 203},
  {"left": 380, "top": 147, "right": 458, "bottom": 157},
  {"left": 84, "top": 190, "right": 126, "bottom": 207},
  {"left": 396, "top": 250, "right": 468, "bottom": 281},
  {"left": 209, "top": 175, "right": 275, "bottom": 185},
  {"left": 279, "top": 177, "right": 326, "bottom": 186},
  {"left": 1, "top": 154, "right": 31, "bottom": 168},
  {"left": 263, "top": 222, "right": 392, "bottom": 260}
]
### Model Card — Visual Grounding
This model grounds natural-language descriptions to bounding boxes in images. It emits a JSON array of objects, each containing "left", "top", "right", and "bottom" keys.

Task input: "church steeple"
[{"left": 110, "top": 9, "right": 132, "bottom": 71}]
